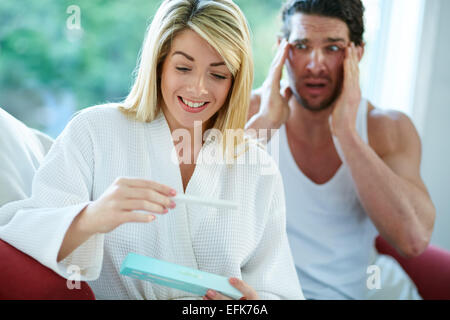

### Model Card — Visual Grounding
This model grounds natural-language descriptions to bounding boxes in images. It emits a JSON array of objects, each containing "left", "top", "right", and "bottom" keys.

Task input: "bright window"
[{"left": 360, "top": 0, "right": 426, "bottom": 120}]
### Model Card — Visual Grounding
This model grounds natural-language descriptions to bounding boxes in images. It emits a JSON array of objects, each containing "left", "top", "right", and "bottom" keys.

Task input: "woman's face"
[{"left": 160, "top": 29, "right": 233, "bottom": 131}]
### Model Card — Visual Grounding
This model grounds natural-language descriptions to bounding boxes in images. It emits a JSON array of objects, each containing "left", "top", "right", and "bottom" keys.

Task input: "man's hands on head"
[
  {"left": 248, "top": 39, "right": 293, "bottom": 130},
  {"left": 330, "top": 43, "right": 364, "bottom": 139}
]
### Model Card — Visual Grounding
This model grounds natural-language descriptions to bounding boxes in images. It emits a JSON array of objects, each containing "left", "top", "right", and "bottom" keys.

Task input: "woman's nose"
[{"left": 187, "top": 74, "right": 209, "bottom": 96}]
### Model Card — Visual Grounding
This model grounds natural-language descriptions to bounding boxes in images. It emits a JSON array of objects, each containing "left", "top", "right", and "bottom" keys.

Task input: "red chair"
[
  {"left": 375, "top": 236, "right": 450, "bottom": 300},
  {"left": 0, "top": 239, "right": 95, "bottom": 300},
  {"left": 2, "top": 236, "right": 449, "bottom": 300}
]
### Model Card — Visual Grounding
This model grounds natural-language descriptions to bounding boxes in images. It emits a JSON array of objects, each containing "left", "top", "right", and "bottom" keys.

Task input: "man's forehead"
[{"left": 288, "top": 13, "right": 350, "bottom": 42}]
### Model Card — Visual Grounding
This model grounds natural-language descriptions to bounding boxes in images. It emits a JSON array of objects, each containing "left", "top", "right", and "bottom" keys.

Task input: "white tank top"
[{"left": 270, "top": 99, "right": 378, "bottom": 300}]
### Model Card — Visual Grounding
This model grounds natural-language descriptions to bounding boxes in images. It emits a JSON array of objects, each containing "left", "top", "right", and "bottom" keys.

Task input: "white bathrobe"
[{"left": 0, "top": 104, "right": 304, "bottom": 300}]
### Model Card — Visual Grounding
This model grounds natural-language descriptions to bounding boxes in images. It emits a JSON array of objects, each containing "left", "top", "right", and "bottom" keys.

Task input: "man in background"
[{"left": 246, "top": 0, "right": 435, "bottom": 299}]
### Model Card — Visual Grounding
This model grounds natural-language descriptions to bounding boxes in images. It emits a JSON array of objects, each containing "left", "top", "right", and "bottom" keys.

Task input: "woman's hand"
[
  {"left": 203, "top": 277, "right": 259, "bottom": 300},
  {"left": 78, "top": 177, "right": 177, "bottom": 235}
]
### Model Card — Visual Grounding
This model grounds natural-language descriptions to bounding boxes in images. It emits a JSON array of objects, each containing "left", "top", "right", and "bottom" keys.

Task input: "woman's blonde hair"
[{"left": 119, "top": 0, "right": 254, "bottom": 159}]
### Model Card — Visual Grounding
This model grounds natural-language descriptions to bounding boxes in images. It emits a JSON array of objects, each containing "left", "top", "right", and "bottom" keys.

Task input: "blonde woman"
[{"left": 0, "top": 0, "right": 303, "bottom": 300}]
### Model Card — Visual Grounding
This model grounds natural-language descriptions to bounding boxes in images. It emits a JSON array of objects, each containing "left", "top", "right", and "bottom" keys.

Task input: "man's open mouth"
[
  {"left": 306, "top": 83, "right": 326, "bottom": 88},
  {"left": 304, "top": 80, "right": 328, "bottom": 89}
]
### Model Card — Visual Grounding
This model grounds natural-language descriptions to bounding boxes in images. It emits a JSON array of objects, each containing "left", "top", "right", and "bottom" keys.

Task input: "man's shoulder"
[
  {"left": 366, "top": 101, "right": 420, "bottom": 157},
  {"left": 366, "top": 101, "right": 412, "bottom": 133}
]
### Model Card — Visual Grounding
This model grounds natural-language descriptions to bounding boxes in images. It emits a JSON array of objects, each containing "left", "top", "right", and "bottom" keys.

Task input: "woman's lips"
[{"left": 178, "top": 96, "right": 210, "bottom": 114}]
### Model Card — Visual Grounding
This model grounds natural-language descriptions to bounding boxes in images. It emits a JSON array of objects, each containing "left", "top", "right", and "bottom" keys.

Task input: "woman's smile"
[
  {"left": 178, "top": 96, "right": 210, "bottom": 113},
  {"left": 160, "top": 29, "right": 232, "bottom": 131}
]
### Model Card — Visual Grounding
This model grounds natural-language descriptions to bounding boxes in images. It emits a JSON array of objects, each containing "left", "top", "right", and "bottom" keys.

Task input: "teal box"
[{"left": 120, "top": 253, "right": 243, "bottom": 299}]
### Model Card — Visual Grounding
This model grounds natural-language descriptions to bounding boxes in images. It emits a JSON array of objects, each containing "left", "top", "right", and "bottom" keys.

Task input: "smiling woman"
[
  {"left": 160, "top": 29, "right": 233, "bottom": 131},
  {"left": 0, "top": 0, "right": 304, "bottom": 301},
  {"left": 120, "top": 0, "right": 253, "bottom": 138}
]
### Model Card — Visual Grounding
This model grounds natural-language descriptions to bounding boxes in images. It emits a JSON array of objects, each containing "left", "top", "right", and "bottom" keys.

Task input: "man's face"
[{"left": 285, "top": 13, "right": 351, "bottom": 112}]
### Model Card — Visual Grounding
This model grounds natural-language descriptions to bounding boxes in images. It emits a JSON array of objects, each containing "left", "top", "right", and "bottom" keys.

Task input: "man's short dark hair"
[{"left": 281, "top": 0, "right": 365, "bottom": 46}]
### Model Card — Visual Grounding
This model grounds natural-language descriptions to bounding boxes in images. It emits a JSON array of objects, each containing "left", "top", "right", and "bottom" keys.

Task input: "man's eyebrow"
[
  {"left": 290, "top": 38, "right": 347, "bottom": 44},
  {"left": 325, "top": 37, "right": 347, "bottom": 43},
  {"left": 172, "top": 51, "right": 226, "bottom": 67},
  {"left": 291, "top": 38, "right": 309, "bottom": 44}
]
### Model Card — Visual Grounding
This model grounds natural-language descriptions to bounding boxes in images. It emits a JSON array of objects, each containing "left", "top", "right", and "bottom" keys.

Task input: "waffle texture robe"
[{"left": 0, "top": 105, "right": 304, "bottom": 300}]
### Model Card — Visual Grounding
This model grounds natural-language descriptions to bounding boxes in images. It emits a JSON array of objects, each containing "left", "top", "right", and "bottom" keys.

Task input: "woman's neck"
[{"left": 161, "top": 107, "right": 212, "bottom": 165}]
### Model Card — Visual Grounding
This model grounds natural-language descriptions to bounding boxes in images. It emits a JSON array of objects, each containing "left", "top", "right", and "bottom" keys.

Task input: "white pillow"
[{"left": 0, "top": 108, "right": 54, "bottom": 206}]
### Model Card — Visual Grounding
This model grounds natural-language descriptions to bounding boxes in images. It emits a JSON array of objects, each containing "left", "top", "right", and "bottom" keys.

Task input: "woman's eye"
[
  {"left": 212, "top": 73, "right": 227, "bottom": 80},
  {"left": 176, "top": 67, "right": 191, "bottom": 72}
]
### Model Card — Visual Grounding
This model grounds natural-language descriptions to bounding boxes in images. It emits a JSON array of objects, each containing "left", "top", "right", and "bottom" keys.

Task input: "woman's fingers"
[
  {"left": 229, "top": 278, "right": 259, "bottom": 300},
  {"left": 121, "top": 199, "right": 168, "bottom": 215},
  {"left": 126, "top": 211, "right": 156, "bottom": 224},
  {"left": 204, "top": 290, "right": 233, "bottom": 300},
  {"left": 121, "top": 186, "right": 175, "bottom": 209},
  {"left": 116, "top": 177, "right": 177, "bottom": 197},
  {"left": 203, "top": 278, "right": 259, "bottom": 300}
]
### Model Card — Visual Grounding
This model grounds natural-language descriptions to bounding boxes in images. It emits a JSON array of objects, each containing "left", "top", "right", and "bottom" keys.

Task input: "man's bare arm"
[{"left": 336, "top": 109, "right": 436, "bottom": 258}]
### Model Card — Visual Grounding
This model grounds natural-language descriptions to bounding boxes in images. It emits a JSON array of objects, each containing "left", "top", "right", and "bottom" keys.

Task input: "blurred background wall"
[
  {"left": 0, "top": 0, "right": 448, "bottom": 249},
  {"left": 419, "top": 0, "right": 450, "bottom": 251}
]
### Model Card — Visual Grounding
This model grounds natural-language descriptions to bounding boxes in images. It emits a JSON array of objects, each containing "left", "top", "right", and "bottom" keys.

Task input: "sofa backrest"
[{"left": 0, "top": 108, "right": 54, "bottom": 206}]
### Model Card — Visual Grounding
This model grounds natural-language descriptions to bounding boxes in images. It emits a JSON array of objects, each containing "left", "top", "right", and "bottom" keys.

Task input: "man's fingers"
[
  {"left": 348, "top": 43, "right": 357, "bottom": 70},
  {"left": 350, "top": 43, "right": 360, "bottom": 71},
  {"left": 272, "top": 39, "right": 290, "bottom": 71},
  {"left": 266, "top": 39, "right": 290, "bottom": 90},
  {"left": 343, "top": 43, "right": 359, "bottom": 89},
  {"left": 348, "top": 44, "right": 360, "bottom": 88},
  {"left": 343, "top": 46, "right": 352, "bottom": 84}
]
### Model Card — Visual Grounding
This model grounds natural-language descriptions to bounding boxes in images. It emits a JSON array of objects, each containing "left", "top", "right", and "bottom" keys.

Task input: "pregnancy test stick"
[{"left": 172, "top": 194, "right": 238, "bottom": 210}]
